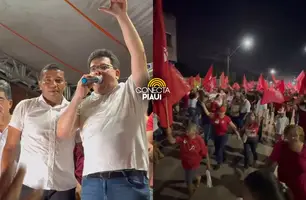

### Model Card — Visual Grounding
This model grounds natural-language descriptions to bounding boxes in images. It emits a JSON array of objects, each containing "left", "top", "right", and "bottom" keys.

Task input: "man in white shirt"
[
  {"left": 57, "top": 1, "right": 150, "bottom": 200},
  {"left": 0, "top": 80, "right": 13, "bottom": 170},
  {"left": 240, "top": 95, "right": 251, "bottom": 127},
  {"left": 2, "top": 64, "right": 76, "bottom": 200}
]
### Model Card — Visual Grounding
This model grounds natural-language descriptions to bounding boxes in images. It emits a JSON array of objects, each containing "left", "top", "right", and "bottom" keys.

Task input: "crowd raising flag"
[{"left": 153, "top": 0, "right": 190, "bottom": 128}]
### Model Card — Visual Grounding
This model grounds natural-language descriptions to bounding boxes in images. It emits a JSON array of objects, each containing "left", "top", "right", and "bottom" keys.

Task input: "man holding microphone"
[{"left": 57, "top": 0, "right": 150, "bottom": 200}]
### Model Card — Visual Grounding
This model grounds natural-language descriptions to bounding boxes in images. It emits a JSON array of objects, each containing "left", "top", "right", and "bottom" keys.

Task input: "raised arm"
[
  {"left": 99, "top": 0, "right": 148, "bottom": 88},
  {"left": 57, "top": 76, "right": 90, "bottom": 139},
  {"left": 200, "top": 101, "right": 214, "bottom": 119}
]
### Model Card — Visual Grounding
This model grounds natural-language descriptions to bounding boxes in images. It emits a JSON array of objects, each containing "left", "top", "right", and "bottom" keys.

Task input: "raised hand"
[
  {"left": 0, "top": 167, "right": 42, "bottom": 200},
  {"left": 98, "top": 0, "right": 127, "bottom": 17}
]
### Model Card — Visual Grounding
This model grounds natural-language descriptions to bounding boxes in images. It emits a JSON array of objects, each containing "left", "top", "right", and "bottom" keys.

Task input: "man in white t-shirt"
[
  {"left": 57, "top": 1, "right": 150, "bottom": 200},
  {"left": 0, "top": 80, "right": 14, "bottom": 171},
  {"left": 2, "top": 64, "right": 77, "bottom": 200}
]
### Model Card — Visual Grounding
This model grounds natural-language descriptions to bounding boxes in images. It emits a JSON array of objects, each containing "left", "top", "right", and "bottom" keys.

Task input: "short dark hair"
[
  {"left": 39, "top": 63, "right": 63, "bottom": 80},
  {"left": 244, "top": 169, "right": 291, "bottom": 200},
  {"left": 0, "top": 80, "right": 12, "bottom": 100},
  {"left": 87, "top": 49, "right": 120, "bottom": 69}
]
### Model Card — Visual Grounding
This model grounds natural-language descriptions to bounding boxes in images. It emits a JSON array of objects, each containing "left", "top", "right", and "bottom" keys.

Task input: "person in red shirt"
[
  {"left": 267, "top": 125, "right": 306, "bottom": 200},
  {"left": 241, "top": 112, "right": 259, "bottom": 169},
  {"left": 200, "top": 104, "right": 240, "bottom": 170},
  {"left": 168, "top": 122, "right": 211, "bottom": 198}
]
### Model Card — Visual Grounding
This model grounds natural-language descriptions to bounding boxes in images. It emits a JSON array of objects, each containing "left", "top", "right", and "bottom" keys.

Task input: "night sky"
[{"left": 163, "top": 0, "right": 306, "bottom": 82}]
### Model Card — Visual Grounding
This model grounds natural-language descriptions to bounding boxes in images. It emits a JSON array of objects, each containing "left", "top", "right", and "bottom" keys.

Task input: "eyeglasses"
[{"left": 90, "top": 64, "right": 113, "bottom": 72}]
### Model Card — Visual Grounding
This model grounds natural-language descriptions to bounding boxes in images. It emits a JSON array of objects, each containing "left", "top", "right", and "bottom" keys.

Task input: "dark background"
[{"left": 163, "top": 0, "right": 306, "bottom": 82}]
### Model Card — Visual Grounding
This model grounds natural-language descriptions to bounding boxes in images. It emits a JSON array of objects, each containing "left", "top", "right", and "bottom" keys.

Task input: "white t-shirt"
[
  {"left": 275, "top": 116, "right": 289, "bottom": 135},
  {"left": 256, "top": 99, "right": 267, "bottom": 115},
  {"left": 78, "top": 76, "right": 149, "bottom": 176},
  {"left": 188, "top": 98, "right": 197, "bottom": 108},
  {"left": 153, "top": 113, "right": 159, "bottom": 132},
  {"left": 241, "top": 99, "right": 251, "bottom": 113},
  {"left": 9, "top": 96, "right": 76, "bottom": 190}
]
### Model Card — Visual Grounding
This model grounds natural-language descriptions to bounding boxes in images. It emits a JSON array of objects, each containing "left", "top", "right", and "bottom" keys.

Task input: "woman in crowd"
[
  {"left": 241, "top": 112, "right": 259, "bottom": 169},
  {"left": 230, "top": 92, "right": 242, "bottom": 128},
  {"left": 196, "top": 90, "right": 212, "bottom": 144},
  {"left": 200, "top": 103, "right": 240, "bottom": 170},
  {"left": 188, "top": 90, "right": 199, "bottom": 124},
  {"left": 168, "top": 122, "right": 211, "bottom": 198},
  {"left": 267, "top": 125, "right": 306, "bottom": 200}
]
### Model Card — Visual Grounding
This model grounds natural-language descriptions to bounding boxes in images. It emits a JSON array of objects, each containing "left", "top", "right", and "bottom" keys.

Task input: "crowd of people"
[
  {"left": 154, "top": 86, "right": 306, "bottom": 200},
  {"left": 0, "top": 0, "right": 153, "bottom": 200}
]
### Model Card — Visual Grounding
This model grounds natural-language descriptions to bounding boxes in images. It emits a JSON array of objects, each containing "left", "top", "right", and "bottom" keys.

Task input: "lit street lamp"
[
  {"left": 227, "top": 36, "right": 254, "bottom": 78},
  {"left": 270, "top": 69, "right": 276, "bottom": 75}
]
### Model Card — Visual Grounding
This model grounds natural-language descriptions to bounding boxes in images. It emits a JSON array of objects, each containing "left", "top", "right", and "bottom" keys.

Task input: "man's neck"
[
  {"left": 98, "top": 82, "right": 118, "bottom": 95},
  {"left": 43, "top": 96, "right": 63, "bottom": 107},
  {"left": 0, "top": 114, "right": 11, "bottom": 132}
]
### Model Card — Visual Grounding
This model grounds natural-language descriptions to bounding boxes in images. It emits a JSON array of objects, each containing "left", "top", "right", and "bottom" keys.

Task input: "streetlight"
[
  {"left": 226, "top": 36, "right": 254, "bottom": 78},
  {"left": 270, "top": 69, "right": 276, "bottom": 75}
]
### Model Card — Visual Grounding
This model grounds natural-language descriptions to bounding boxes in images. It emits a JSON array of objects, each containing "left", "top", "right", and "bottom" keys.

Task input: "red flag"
[
  {"left": 296, "top": 70, "right": 305, "bottom": 92},
  {"left": 203, "top": 65, "right": 213, "bottom": 84},
  {"left": 232, "top": 82, "right": 240, "bottom": 90},
  {"left": 271, "top": 74, "right": 279, "bottom": 84},
  {"left": 275, "top": 80, "right": 285, "bottom": 94},
  {"left": 220, "top": 72, "right": 226, "bottom": 89},
  {"left": 261, "top": 88, "right": 285, "bottom": 104},
  {"left": 256, "top": 74, "right": 268, "bottom": 91},
  {"left": 195, "top": 74, "right": 201, "bottom": 85},
  {"left": 188, "top": 76, "right": 195, "bottom": 88},
  {"left": 224, "top": 76, "right": 229, "bottom": 86},
  {"left": 167, "top": 63, "right": 190, "bottom": 105},
  {"left": 243, "top": 74, "right": 248, "bottom": 91},
  {"left": 153, "top": 0, "right": 190, "bottom": 128},
  {"left": 299, "top": 72, "right": 306, "bottom": 95}
]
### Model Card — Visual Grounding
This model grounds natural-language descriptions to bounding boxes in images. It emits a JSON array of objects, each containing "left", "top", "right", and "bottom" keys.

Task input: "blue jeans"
[
  {"left": 214, "top": 134, "right": 228, "bottom": 164},
  {"left": 203, "top": 124, "right": 212, "bottom": 144},
  {"left": 81, "top": 171, "right": 150, "bottom": 200},
  {"left": 149, "top": 187, "right": 153, "bottom": 200}
]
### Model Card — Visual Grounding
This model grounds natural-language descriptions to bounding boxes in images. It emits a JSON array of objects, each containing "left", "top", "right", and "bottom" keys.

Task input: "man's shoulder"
[{"left": 16, "top": 97, "right": 39, "bottom": 109}]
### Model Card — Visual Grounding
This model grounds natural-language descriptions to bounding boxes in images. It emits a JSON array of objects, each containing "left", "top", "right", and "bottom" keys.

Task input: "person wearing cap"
[
  {"left": 200, "top": 104, "right": 241, "bottom": 170},
  {"left": 274, "top": 106, "right": 289, "bottom": 142}
]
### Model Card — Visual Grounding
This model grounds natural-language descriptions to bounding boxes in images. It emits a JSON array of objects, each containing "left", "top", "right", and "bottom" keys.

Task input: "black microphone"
[{"left": 81, "top": 76, "right": 103, "bottom": 85}]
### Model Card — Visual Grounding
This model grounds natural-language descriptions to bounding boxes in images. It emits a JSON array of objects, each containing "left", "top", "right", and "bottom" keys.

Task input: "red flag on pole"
[
  {"left": 220, "top": 72, "right": 226, "bottom": 89},
  {"left": 203, "top": 65, "right": 213, "bottom": 84},
  {"left": 153, "top": 0, "right": 190, "bottom": 128},
  {"left": 299, "top": 72, "right": 306, "bottom": 95},
  {"left": 261, "top": 88, "right": 285, "bottom": 104},
  {"left": 232, "top": 82, "right": 240, "bottom": 90},
  {"left": 296, "top": 70, "right": 305, "bottom": 92}
]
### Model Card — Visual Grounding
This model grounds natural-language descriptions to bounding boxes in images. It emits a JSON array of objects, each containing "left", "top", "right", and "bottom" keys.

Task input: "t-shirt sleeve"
[
  {"left": 9, "top": 100, "right": 28, "bottom": 131},
  {"left": 125, "top": 75, "right": 149, "bottom": 111},
  {"left": 269, "top": 140, "right": 283, "bottom": 163},
  {"left": 226, "top": 116, "right": 232, "bottom": 125},
  {"left": 146, "top": 114, "right": 153, "bottom": 131},
  {"left": 199, "top": 136, "right": 208, "bottom": 157}
]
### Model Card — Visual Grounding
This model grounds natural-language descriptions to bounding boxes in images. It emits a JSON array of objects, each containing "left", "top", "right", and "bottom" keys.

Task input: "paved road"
[{"left": 154, "top": 126, "right": 273, "bottom": 200}]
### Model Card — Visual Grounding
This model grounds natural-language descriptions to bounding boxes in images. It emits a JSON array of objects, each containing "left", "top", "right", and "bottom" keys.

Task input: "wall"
[
  {"left": 11, "top": 83, "right": 39, "bottom": 111},
  {"left": 164, "top": 13, "right": 177, "bottom": 62}
]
